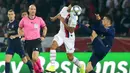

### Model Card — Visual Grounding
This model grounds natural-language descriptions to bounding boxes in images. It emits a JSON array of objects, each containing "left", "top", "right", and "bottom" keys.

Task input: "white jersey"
[
  {"left": 58, "top": 7, "right": 78, "bottom": 38},
  {"left": 53, "top": 6, "right": 78, "bottom": 53}
]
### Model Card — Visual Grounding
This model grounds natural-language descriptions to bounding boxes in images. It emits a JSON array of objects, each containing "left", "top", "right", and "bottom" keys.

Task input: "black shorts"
[
  {"left": 24, "top": 38, "right": 42, "bottom": 59},
  {"left": 6, "top": 39, "right": 26, "bottom": 58}
]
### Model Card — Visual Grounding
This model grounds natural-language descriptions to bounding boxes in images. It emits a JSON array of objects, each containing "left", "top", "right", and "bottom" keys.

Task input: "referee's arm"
[{"left": 41, "top": 26, "right": 47, "bottom": 38}]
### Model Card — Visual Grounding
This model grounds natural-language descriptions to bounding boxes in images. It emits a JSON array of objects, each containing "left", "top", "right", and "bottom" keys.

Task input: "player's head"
[
  {"left": 21, "top": 10, "right": 28, "bottom": 18},
  {"left": 67, "top": 0, "right": 79, "bottom": 12},
  {"left": 28, "top": 4, "right": 36, "bottom": 16},
  {"left": 7, "top": 9, "right": 15, "bottom": 21},
  {"left": 102, "top": 14, "right": 113, "bottom": 27}
]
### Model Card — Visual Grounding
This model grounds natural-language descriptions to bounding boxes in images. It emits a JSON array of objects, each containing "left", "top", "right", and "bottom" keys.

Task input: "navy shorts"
[
  {"left": 24, "top": 38, "right": 42, "bottom": 59},
  {"left": 89, "top": 37, "right": 111, "bottom": 68},
  {"left": 6, "top": 40, "right": 26, "bottom": 58}
]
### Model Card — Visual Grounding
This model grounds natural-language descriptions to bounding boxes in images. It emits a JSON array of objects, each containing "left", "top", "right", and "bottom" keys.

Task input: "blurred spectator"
[
  {"left": 46, "top": 6, "right": 60, "bottom": 36},
  {"left": 12, "top": 0, "right": 21, "bottom": 20},
  {"left": 27, "top": 0, "right": 35, "bottom": 5},
  {"left": 120, "top": 0, "right": 130, "bottom": 36},
  {"left": 0, "top": 0, "right": 7, "bottom": 26},
  {"left": 120, "top": 12, "right": 130, "bottom": 36},
  {"left": 98, "top": 0, "right": 106, "bottom": 13},
  {"left": 106, "top": 0, "right": 119, "bottom": 9},
  {"left": 20, "top": 0, "right": 28, "bottom": 11},
  {"left": 35, "top": 0, "right": 50, "bottom": 19},
  {"left": 21, "top": 10, "right": 28, "bottom": 18},
  {"left": 83, "top": 0, "right": 96, "bottom": 24}
]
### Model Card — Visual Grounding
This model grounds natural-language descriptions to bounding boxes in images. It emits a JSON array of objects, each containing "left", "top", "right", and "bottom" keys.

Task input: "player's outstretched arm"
[
  {"left": 57, "top": 15, "right": 75, "bottom": 33},
  {"left": 50, "top": 14, "right": 61, "bottom": 22}
]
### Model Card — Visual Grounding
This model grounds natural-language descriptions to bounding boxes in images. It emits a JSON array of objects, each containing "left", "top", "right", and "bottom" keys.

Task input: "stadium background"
[{"left": 0, "top": 0, "right": 130, "bottom": 73}]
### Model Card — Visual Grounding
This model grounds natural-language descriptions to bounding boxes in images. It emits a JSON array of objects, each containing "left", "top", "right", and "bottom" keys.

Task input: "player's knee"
[
  {"left": 32, "top": 51, "right": 39, "bottom": 62},
  {"left": 22, "top": 57, "right": 28, "bottom": 63},
  {"left": 32, "top": 55, "right": 38, "bottom": 62},
  {"left": 5, "top": 55, "right": 12, "bottom": 62},
  {"left": 50, "top": 41, "right": 58, "bottom": 50},
  {"left": 50, "top": 46, "right": 56, "bottom": 50},
  {"left": 67, "top": 55, "right": 74, "bottom": 61},
  {"left": 91, "top": 31, "right": 98, "bottom": 41},
  {"left": 5, "top": 59, "right": 11, "bottom": 63}
]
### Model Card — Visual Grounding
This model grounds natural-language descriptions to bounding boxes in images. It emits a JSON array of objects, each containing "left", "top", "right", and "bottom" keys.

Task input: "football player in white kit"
[{"left": 46, "top": 2, "right": 85, "bottom": 73}]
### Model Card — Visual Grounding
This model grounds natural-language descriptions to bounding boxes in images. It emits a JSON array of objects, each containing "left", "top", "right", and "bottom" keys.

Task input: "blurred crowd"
[{"left": 0, "top": 0, "right": 130, "bottom": 37}]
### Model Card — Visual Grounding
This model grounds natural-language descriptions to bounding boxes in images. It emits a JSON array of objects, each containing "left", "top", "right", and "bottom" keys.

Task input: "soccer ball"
[{"left": 71, "top": 5, "right": 82, "bottom": 16}]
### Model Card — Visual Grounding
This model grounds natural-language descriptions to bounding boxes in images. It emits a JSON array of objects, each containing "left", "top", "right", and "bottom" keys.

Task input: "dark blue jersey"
[
  {"left": 80, "top": 20, "right": 115, "bottom": 48},
  {"left": 91, "top": 20, "right": 115, "bottom": 47},
  {"left": 5, "top": 20, "right": 18, "bottom": 37},
  {"left": 4, "top": 20, "right": 21, "bottom": 45}
]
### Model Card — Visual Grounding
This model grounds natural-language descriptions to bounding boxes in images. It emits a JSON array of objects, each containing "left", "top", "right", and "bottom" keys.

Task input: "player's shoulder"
[
  {"left": 62, "top": 6, "right": 68, "bottom": 9},
  {"left": 61, "top": 6, "right": 68, "bottom": 11}
]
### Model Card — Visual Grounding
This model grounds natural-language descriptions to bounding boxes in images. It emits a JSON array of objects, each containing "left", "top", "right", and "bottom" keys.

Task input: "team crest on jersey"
[
  {"left": 7, "top": 23, "right": 14, "bottom": 29},
  {"left": 101, "top": 35, "right": 106, "bottom": 39},
  {"left": 11, "top": 25, "right": 14, "bottom": 28}
]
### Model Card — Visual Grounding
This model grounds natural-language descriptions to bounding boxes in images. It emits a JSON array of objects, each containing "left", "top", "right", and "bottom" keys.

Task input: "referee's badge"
[{"left": 34, "top": 24, "right": 38, "bottom": 29}]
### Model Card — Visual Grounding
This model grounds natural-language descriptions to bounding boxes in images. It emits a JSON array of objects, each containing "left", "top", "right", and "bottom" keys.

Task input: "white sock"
[
  {"left": 50, "top": 50, "right": 56, "bottom": 66},
  {"left": 72, "top": 57, "right": 81, "bottom": 68}
]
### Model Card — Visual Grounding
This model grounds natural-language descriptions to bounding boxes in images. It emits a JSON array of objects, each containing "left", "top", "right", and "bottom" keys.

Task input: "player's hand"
[
  {"left": 10, "top": 35, "right": 16, "bottom": 39},
  {"left": 95, "top": 14, "right": 101, "bottom": 20},
  {"left": 21, "top": 37, "right": 25, "bottom": 41},
  {"left": 85, "top": 24, "right": 90, "bottom": 27},
  {"left": 4, "top": 34, "right": 8, "bottom": 38},
  {"left": 40, "top": 37, "right": 45, "bottom": 41},
  {"left": 57, "top": 14, "right": 62, "bottom": 19},
  {"left": 50, "top": 17, "right": 55, "bottom": 22}
]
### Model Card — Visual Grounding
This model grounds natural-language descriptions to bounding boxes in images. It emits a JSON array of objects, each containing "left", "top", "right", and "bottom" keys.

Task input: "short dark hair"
[
  {"left": 71, "top": 0, "right": 79, "bottom": 6},
  {"left": 8, "top": 9, "right": 15, "bottom": 13},
  {"left": 21, "top": 10, "right": 27, "bottom": 13},
  {"left": 104, "top": 14, "right": 113, "bottom": 24}
]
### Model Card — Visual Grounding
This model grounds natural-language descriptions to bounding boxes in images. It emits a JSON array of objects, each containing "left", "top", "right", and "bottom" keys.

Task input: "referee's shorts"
[{"left": 24, "top": 38, "right": 42, "bottom": 59}]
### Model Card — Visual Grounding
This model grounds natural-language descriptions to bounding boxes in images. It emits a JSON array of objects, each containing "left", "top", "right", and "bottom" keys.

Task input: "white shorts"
[{"left": 53, "top": 33, "right": 75, "bottom": 53}]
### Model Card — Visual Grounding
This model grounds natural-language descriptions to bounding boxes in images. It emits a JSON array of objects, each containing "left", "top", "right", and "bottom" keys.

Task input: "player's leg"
[
  {"left": 86, "top": 31, "right": 109, "bottom": 73},
  {"left": 86, "top": 54, "right": 97, "bottom": 73},
  {"left": 66, "top": 53, "right": 85, "bottom": 73},
  {"left": 24, "top": 40, "right": 39, "bottom": 73},
  {"left": 65, "top": 38, "right": 85, "bottom": 73},
  {"left": 86, "top": 31, "right": 99, "bottom": 73},
  {"left": 16, "top": 46, "right": 34, "bottom": 73},
  {"left": 31, "top": 39, "right": 43, "bottom": 73},
  {"left": 46, "top": 35, "right": 63, "bottom": 72},
  {"left": 5, "top": 48, "right": 14, "bottom": 73}
]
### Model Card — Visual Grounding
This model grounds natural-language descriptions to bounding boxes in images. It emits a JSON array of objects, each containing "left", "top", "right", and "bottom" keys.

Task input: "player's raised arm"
[
  {"left": 94, "top": 15, "right": 114, "bottom": 36},
  {"left": 58, "top": 15, "right": 75, "bottom": 33},
  {"left": 50, "top": 14, "right": 61, "bottom": 22},
  {"left": 50, "top": 6, "right": 68, "bottom": 22}
]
